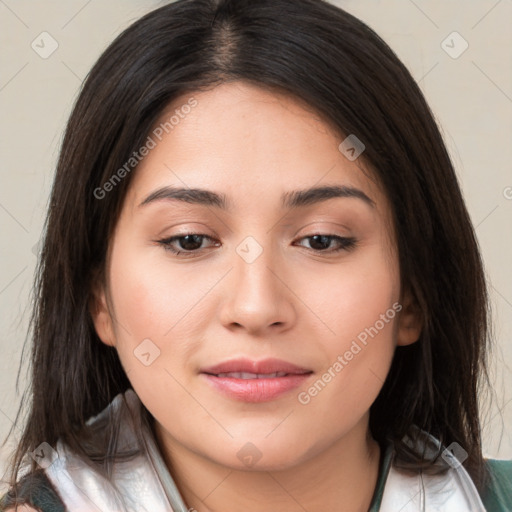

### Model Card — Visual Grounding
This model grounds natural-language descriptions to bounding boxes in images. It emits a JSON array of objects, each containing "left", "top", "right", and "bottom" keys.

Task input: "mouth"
[
  {"left": 213, "top": 371, "right": 293, "bottom": 379},
  {"left": 200, "top": 358, "right": 313, "bottom": 402}
]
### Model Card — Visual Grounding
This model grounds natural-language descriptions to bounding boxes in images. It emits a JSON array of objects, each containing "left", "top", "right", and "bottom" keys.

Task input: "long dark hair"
[{"left": 3, "top": 0, "right": 493, "bottom": 494}]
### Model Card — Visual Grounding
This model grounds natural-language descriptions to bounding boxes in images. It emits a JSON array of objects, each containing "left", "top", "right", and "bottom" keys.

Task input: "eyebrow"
[{"left": 138, "top": 184, "right": 375, "bottom": 210}]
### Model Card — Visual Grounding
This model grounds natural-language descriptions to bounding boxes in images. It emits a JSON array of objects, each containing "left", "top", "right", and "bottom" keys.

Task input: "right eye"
[{"left": 156, "top": 233, "right": 220, "bottom": 257}]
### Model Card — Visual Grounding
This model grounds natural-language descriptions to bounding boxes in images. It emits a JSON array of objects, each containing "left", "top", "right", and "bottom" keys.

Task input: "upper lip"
[{"left": 201, "top": 358, "right": 312, "bottom": 376}]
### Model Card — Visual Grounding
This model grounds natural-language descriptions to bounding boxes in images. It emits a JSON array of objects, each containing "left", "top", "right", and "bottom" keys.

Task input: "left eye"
[
  {"left": 156, "top": 233, "right": 357, "bottom": 256},
  {"left": 294, "top": 234, "right": 357, "bottom": 252}
]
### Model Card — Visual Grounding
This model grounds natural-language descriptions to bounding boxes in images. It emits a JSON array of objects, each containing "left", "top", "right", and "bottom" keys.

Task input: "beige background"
[{"left": 1, "top": 0, "right": 511, "bottom": 487}]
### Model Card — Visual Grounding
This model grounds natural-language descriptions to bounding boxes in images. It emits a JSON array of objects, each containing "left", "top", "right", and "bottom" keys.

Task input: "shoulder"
[
  {"left": 479, "top": 458, "right": 512, "bottom": 512},
  {"left": 0, "top": 470, "right": 66, "bottom": 512}
]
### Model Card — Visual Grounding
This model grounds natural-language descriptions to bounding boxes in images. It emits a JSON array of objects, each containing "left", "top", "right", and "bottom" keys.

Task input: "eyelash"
[{"left": 156, "top": 233, "right": 358, "bottom": 257}]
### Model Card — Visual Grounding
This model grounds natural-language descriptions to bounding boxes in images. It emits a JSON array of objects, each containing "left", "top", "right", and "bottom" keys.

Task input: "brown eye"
[
  {"left": 295, "top": 234, "right": 357, "bottom": 253},
  {"left": 157, "top": 233, "right": 220, "bottom": 256}
]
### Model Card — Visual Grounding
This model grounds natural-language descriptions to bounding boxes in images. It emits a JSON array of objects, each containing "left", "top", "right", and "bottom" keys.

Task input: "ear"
[
  {"left": 89, "top": 272, "right": 116, "bottom": 347},
  {"left": 396, "top": 288, "right": 423, "bottom": 346}
]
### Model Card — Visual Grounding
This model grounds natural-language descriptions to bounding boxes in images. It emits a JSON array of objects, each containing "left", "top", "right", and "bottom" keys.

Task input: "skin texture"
[{"left": 91, "top": 81, "right": 422, "bottom": 511}]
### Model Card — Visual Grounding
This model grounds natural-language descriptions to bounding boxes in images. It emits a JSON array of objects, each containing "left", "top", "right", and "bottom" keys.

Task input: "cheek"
[
  {"left": 109, "top": 241, "right": 204, "bottom": 338},
  {"left": 106, "top": 247, "right": 194, "bottom": 404},
  {"left": 302, "top": 241, "right": 399, "bottom": 346},
  {"left": 294, "top": 243, "right": 399, "bottom": 410},
  {"left": 106, "top": 239, "right": 216, "bottom": 387}
]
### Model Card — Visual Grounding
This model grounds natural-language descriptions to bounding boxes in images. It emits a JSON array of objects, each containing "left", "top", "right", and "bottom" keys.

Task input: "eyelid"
[{"left": 293, "top": 220, "right": 353, "bottom": 237}]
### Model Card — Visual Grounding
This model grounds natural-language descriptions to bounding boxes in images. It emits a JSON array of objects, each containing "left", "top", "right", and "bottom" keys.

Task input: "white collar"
[
  {"left": 379, "top": 452, "right": 486, "bottom": 511},
  {"left": 45, "top": 390, "right": 186, "bottom": 511},
  {"left": 44, "top": 389, "right": 486, "bottom": 511}
]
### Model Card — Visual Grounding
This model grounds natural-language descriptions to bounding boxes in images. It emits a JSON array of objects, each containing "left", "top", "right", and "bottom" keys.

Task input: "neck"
[{"left": 154, "top": 415, "right": 382, "bottom": 512}]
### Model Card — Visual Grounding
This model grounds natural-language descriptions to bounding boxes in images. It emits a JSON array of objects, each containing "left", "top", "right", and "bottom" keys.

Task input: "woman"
[{"left": 1, "top": 0, "right": 511, "bottom": 510}]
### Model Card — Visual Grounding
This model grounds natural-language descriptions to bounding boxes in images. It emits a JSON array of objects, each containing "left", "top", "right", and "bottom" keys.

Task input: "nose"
[{"left": 218, "top": 238, "right": 297, "bottom": 336}]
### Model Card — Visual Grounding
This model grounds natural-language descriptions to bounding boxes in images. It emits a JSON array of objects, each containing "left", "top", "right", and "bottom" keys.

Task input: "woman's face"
[{"left": 91, "top": 81, "right": 420, "bottom": 471}]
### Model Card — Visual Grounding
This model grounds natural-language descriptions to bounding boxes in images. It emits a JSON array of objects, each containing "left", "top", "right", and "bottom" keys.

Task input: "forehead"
[{"left": 125, "top": 81, "right": 386, "bottom": 215}]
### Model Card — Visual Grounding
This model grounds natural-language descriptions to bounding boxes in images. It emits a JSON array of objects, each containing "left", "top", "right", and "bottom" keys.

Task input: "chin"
[{"left": 203, "top": 438, "right": 311, "bottom": 473}]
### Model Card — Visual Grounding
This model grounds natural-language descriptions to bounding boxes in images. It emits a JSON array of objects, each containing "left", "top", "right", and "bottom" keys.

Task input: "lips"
[
  {"left": 200, "top": 358, "right": 313, "bottom": 402},
  {"left": 216, "top": 371, "right": 288, "bottom": 379},
  {"left": 201, "top": 357, "right": 312, "bottom": 377}
]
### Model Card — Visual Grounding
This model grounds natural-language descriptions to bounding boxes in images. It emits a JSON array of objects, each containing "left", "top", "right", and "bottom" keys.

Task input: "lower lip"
[{"left": 202, "top": 373, "right": 312, "bottom": 402}]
